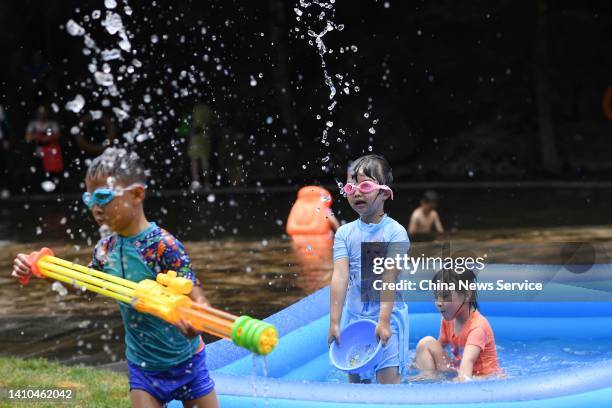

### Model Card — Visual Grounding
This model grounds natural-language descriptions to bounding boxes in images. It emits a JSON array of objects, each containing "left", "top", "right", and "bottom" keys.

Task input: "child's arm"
[
  {"left": 408, "top": 209, "right": 419, "bottom": 235},
  {"left": 456, "top": 345, "right": 481, "bottom": 381},
  {"left": 433, "top": 211, "right": 444, "bottom": 233},
  {"left": 438, "top": 318, "right": 449, "bottom": 346},
  {"left": 176, "top": 286, "right": 211, "bottom": 339},
  {"left": 157, "top": 232, "right": 208, "bottom": 338},
  {"left": 376, "top": 230, "right": 410, "bottom": 345},
  {"left": 328, "top": 258, "right": 349, "bottom": 345},
  {"left": 456, "top": 326, "right": 488, "bottom": 380},
  {"left": 188, "top": 286, "right": 210, "bottom": 306},
  {"left": 376, "top": 262, "right": 398, "bottom": 345}
]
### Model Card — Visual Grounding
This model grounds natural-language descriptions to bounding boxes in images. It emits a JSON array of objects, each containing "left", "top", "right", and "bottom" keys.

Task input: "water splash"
[
  {"left": 294, "top": 1, "right": 388, "bottom": 173},
  {"left": 51, "top": 282, "right": 69, "bottom": 297},
  {"left": 64, "top": 2, "right": 143, "bottom": 144},
  {"left": 65, "top": 94, "right": 85, "bottom": 113},
  {"left": 250, "top": 354, "right": 270, "bottom": 406},
  {"left": 295, "top": 0, "right": 345, "bottom": 172},
  {"left": 66, "top": 20, "right": 85, "bottom": 37},
  {"left": 306, "top": 20, "right": 336, "bottom": 101},
  {"left": 63, "top": 0, "right": 235, "bottom": 171},
  {"left": 295, "top": 0, "right": 371, "bottom": 176},
  {"left": 101, "top": 12, "right": 124, "bottom": 35},
  {"left": 262, "top": 355, "right": 269, "bottom": 405},
  {"left": 251, "top": 354, "right": 259, "bottom": 398}
]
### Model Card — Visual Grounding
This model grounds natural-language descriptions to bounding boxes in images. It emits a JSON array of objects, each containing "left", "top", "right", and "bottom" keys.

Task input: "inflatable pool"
[{"left": 186, "top": 264, "right": 612, "bottom": 407}]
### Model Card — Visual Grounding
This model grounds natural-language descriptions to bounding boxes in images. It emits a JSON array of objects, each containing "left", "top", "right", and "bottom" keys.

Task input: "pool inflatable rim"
[{"left": 213, "top": 359, "right": 612, "bottom": 404}]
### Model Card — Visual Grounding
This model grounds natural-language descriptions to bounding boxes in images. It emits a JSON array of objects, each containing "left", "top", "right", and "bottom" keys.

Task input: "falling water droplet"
[
  {"left": 41, "top": 181, "right": 56, "bottom": 192},
  {"left": 65, "top": 95, "right": 85, "bottom": 113},
  {"left": 66, "top": 20, "right": 85, "bottom": 36}
]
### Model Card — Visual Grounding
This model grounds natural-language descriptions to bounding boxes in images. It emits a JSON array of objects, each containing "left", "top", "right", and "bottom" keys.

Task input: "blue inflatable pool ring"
[
  {"left": 329, "top": 319, "right": 382, "bottom": 374},
  {"left": 166, "top": 263, "right": 612, "bottom": 408}
]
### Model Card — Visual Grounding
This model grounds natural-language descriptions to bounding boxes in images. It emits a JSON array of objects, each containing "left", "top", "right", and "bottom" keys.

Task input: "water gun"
[{"left": 19, "top": 248, "right": 278, "bottom": 355}]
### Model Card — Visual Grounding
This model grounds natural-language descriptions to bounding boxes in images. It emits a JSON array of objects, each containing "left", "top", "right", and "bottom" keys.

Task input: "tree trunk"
[
  {"left": 268, "top": 0, "right": 296, "bottom": 133},
  {"left": 534, "top": 0, "right": 561, "bottom": 174}
]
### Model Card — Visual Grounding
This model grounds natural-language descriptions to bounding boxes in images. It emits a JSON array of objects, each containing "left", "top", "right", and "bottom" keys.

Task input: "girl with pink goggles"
[{"left": 342, "top": 180, "right": 394, "bottom": 200}]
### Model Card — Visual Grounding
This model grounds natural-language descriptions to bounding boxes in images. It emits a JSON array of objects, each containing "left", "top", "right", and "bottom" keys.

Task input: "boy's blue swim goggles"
[{"left": 82, "top": 183, "right": 146, "bottom": 209}]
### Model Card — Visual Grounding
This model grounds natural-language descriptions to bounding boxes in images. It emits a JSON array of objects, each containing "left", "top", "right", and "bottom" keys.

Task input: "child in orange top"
[{"left": 414, "top": 268, "right": 500, "bottom": 381}]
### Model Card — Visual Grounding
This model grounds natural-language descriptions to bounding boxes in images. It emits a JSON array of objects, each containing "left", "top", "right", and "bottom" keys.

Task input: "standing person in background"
[
  {"left": 217, "top": 124, "right": 247, "bottom": 187},
  {"left": 188, "top": 103, "right": 214, "bottom": 190},
  {"left": 0, "top": 105, "right": 8, "bottom": 144},
  {"left": 25, "top": 106, "right": 64, "bottom": 187},
  {"left": 0, "top": 105, "right": 10, "bottom": 194},
  {"left": 408, "top": 190, "right": 444, "bottom": 237}
]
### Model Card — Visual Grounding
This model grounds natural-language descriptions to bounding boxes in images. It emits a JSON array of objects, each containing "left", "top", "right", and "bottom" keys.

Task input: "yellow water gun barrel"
[{"left": 21, "top": 248, "right": 278, "bottom": 355}]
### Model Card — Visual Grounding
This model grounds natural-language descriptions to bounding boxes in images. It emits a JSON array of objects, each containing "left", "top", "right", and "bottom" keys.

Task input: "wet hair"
[
  {"left": 86, "top": 147, "right": 146, "bottom": 186},
  {"left": 432, "top": 268, "right": 479, "bottom": 310},
  {"left": 422, "top": 190, "right": 439, "bottom": 203},
  {"left": 349, "top": 154, "right": 393, "bottom": 186}
]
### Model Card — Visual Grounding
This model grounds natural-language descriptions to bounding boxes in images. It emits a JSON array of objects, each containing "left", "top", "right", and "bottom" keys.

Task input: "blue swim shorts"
[{"left": 128, "top": 349, "right": 215, "bottom": 404}]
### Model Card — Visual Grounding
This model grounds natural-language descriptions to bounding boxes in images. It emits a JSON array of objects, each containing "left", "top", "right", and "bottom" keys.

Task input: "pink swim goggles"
[{"left": 342, "top": 180, "right": 394, "bottom": 200}]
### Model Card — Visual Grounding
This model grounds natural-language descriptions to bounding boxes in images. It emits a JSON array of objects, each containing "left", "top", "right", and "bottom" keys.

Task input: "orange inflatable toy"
[
  {"left": 287, "top": 186, "right": 334, "bottom": 292},
  {"left": 286, "top": 186, "right": 334, "bottom": 236}
]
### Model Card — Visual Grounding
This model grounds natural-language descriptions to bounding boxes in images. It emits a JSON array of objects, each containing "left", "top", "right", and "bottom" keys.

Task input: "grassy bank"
[{"left": 0, "top": 357, "right": 129, "bottom": 407}]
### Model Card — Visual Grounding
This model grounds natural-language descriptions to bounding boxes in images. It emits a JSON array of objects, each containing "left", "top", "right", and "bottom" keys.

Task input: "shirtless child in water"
[{"left": 408, "top": 190, "right": 444, "bottom": 235}]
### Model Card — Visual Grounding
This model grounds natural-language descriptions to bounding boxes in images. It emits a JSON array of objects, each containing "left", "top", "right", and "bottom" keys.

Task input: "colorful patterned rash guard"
[{"left": 90, "top": 222, "right": 201, "bottom": 371}]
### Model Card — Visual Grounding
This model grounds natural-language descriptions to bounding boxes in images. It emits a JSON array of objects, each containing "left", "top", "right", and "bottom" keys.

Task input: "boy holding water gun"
[{"left": 12, "top": 148, "right": 219, "bottom": 408}]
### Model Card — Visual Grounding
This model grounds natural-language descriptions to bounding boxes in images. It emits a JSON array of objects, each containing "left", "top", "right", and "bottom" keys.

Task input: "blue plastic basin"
[{"left": 328, "top": 319, "right": 383, "bottom": 375}]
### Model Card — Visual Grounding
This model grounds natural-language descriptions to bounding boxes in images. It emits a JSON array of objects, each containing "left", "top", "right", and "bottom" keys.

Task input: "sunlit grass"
[{"left": 0, "top": 357, "right": 129, "bottom": 407}]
